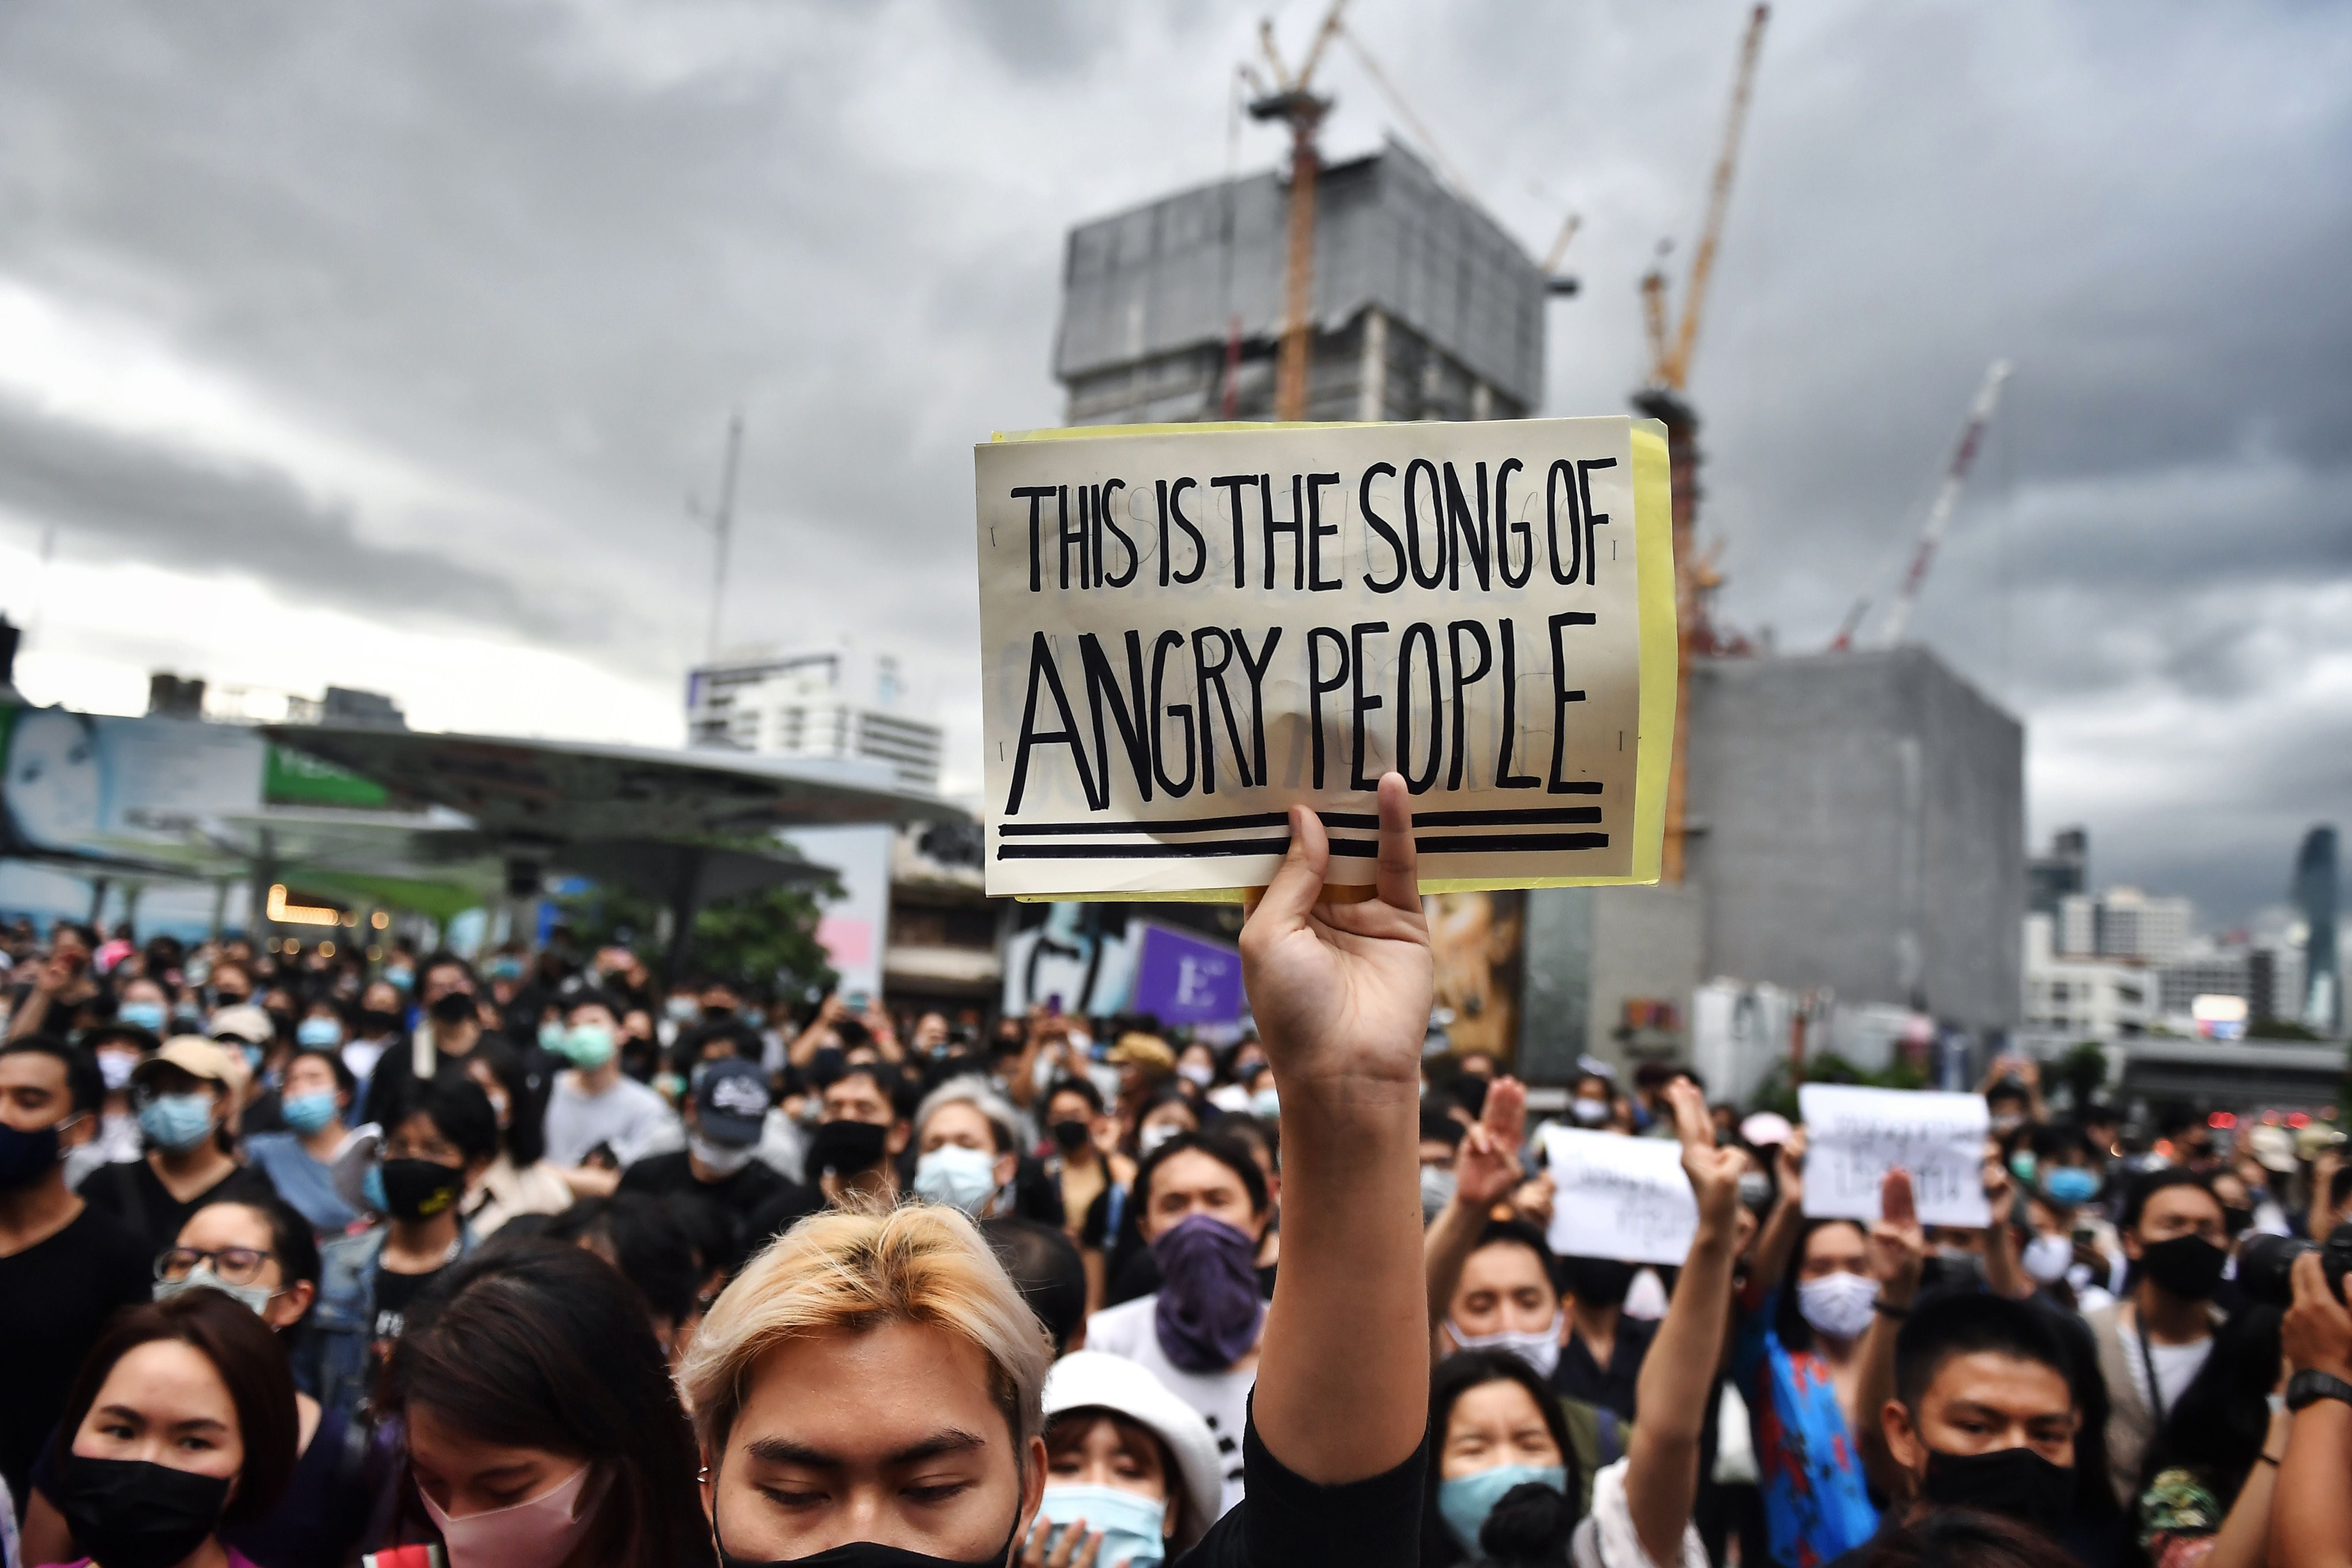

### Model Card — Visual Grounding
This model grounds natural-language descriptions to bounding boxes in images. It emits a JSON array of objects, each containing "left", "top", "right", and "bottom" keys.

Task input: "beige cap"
[
  {"left": 136, "top": 1035, "right": 251, "bottom": 1099},
  {"left": 207, "top": 1003, "right": 276, "bottom": 1045}
]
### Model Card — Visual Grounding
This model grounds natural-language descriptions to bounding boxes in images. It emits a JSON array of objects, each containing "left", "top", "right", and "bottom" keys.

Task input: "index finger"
[
  {"left": 1882, "top": 1167, "right": 1917, "bottom": 1227},
  {"left": 1665, "top": 1077, "right": 1712, "bottom": 1153},
  {"left": 1483, "top": 1077, "right": 1527, "bottom": 1149}
]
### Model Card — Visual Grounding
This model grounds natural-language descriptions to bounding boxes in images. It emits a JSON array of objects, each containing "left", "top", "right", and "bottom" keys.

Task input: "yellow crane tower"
[
  {"left": 1248, "top": 1, "right": 1351, "bottom": 423},
  {"left": 1638, "top": 2, "right": 1770, "bottom": 885}
]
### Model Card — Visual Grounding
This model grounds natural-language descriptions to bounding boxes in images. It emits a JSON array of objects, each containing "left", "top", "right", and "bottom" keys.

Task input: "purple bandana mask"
[{"left": 1151, "top": 1212, "right": 1265, "bottom": 1372}]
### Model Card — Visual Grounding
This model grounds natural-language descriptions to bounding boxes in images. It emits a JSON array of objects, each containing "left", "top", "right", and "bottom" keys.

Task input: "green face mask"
[
  {"left": 2009, "top": 1152, "right": 2037, "bottom": 1183},
  {"left": 562, "top": 1022, "right": 617, "bottom": 1070}
]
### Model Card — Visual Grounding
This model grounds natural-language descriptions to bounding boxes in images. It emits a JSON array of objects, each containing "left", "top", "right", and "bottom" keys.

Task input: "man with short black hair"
[
  {"left": 2087, "top": 1168, "right": 2230, "bottom": 1500},
  {"left": 1820, "top": 1292, "right": 2089, "bottom": 1568},
  {"left": 0, "top": 1036, "right": 153, "bottom": 1510},
  {"left": 541, "top": 989, "right": 681, "bottom": 1184},
  {"left": 619, "top": 1058, "right": 789, "bottom": 1264}
]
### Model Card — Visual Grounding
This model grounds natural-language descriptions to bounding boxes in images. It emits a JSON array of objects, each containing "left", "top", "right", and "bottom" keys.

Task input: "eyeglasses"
[{"left": 156, "top": 1246, "right": 275, "bottom": 1286}]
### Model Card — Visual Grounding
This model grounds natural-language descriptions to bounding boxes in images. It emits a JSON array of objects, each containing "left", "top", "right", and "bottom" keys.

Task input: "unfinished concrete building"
[{"left": 1053, "top": 140, "right": 1546, "bottom": 427}]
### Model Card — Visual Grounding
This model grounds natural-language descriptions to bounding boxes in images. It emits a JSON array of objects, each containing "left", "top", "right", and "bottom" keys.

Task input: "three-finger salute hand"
[
  {"left": 1240, "top": 772, "right": 1432, "bottom": 1096},
  {"left": 1668, "top": 1078, "right": 1743, "bottom": 1230},
  {"left": 1454, "top": 1077, "right": 1528, "bottom": 1210}
]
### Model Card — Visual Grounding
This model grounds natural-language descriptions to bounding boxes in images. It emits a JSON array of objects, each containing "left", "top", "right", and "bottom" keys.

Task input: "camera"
[{"left": 2239, "top": 1222, "right": 2352, "bottom": 1306}]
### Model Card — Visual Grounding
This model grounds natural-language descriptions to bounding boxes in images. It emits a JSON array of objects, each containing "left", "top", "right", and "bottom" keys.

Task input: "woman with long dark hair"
[
  {"left": 2132, "top": 1305, "right": 2287, "bottom": 1568},
  {"left": 37, "top": 1288, "right": 298, "bottom": 1568},
  {"left": 363, "top": 1239, "right": 713, "bottom": 1568}
]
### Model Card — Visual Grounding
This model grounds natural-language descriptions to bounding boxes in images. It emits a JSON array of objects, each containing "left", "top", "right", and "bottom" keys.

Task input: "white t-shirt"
[
  {"left": 1086, "top": 1294, "right": 1254, "bottom": 1517},
  {"left": 543, "top": 1072, "right": 681, "bottom": 1169},
  {"left": 2120, "top": 1321, "right": 2213, "bottom": 1420}
]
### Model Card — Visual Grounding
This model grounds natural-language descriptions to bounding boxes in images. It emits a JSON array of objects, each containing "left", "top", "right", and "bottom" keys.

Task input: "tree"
[{"left": 552, "top": 876, "right": 839, "bottom": 998}]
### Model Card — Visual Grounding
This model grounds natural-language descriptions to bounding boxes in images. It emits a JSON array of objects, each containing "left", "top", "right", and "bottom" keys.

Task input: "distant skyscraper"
[
  {"left": 2295, "top": 826, "right": 2341, "bottom": 1035},
  {"left": 2027, "top": 827, "right": 2087, "bottom": 917}
]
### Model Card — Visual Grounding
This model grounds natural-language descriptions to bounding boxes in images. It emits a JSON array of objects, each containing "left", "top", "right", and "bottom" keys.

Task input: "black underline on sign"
[
  {"left": 1328, "top": 833, "right": 1610, "bottom": 856},
  {"left": 997, "top": 811, "right": 1288, "bottom": 837},
  {"left": 997, "top": 830, "right": 1610, "bottom": 861},
  {"left": 998, "top": 838, "right": 1291, "bottom": 860},
  {"left": 997, "top": 801, "right": 1605, "bottom": 837}
]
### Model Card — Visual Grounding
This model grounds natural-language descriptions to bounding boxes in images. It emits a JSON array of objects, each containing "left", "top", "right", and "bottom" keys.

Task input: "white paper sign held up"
[
  {"left": 1539, "top": 1126, "right": 1697, "bottom": 1267},
  {"left": 1798, "top": 1085, "right": 1990, "bottom": 1228}
]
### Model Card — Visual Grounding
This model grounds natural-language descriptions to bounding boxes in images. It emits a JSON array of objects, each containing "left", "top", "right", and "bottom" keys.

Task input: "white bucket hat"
[{"left": 1041, "top": 1351, "right": 1224, "bottom": 1547}]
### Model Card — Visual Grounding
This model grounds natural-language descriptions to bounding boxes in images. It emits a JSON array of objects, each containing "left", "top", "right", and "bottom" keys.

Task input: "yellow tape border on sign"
[{"left": 986, "top": 419, "right": 1678, "bottom": 901}]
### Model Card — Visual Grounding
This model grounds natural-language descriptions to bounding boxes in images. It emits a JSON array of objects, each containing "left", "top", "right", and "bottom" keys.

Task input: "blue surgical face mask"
[
  {"left": 1250, "top": 1085, "right": 1281, "bottom": 1120},
  {"left": 1037, "top": 1483, "right": 1167, "bottom": 1568},
  {"left": 281, "top": 1091, "right": 341, "bottom": 1136},
  {"left": 538, "top": 1019, "right": 567, "bottom": 1052},
  {"left": 913, "top": 1143, "right": 1000, "bottom": 1215},
  {"left": 2044, "top": 1166, "right": 2100, "bottom": 1206},
  {"left": 295, "top": 1016, "right": 342, "bottom": 1048},
  {"left": 1438, "top": 1462, "right": 1567, "bottom": 1553},
  {"left": 138, "top": 1093, "right": 218, "bottom": 1154},
  {"left": 117, "top": 1000, "right": 167, "bottom": 1033}
]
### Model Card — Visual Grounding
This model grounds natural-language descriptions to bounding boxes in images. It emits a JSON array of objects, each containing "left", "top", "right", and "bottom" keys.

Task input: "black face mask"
[
  {"left": 1050, "top": 1118, "right": 1091, "bottom": 1154},
  {"left": 2138, "top": 1234, "right": 2227, "bottom": 1301},
  {"left": 57, "top": 1452, "right": 231, "bottom": 1568},
  {"left": 808, "top": 1119, "right": 890, "bottom": 1181},
  {"left": 1558, "top": 1256, "right": 1639, "bottom": 1309},
  {"left": 358, "top": 1007, "right": 401, "bottom": 1035},
  {"left": 1921, "top": 1444, "right": 2075, "bottom": 1534},
  {"left": 380, "top": 1157, "right": 466, "bottom": 1221}
]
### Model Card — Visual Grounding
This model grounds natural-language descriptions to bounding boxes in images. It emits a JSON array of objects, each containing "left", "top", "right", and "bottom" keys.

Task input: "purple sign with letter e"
[{"left": 1128, "top": 922, "right": 1245, "bottom": 1024}]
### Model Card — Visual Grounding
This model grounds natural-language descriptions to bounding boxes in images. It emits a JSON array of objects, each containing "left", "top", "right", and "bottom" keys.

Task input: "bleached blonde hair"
[{"left": 679, "top": 1201, "right": 1053, "bottom": 1454}]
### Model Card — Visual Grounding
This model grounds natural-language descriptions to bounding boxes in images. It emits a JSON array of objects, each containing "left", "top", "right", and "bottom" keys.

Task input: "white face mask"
[
  {"left": 1448, "top": 1311, "right": 1565, "bottom": 1380},
  {"left": 1569, "top": 1097, "right": 1610, "bottom": 1127},
  {"left": 2021, "top": 1233, "right": 2075, "bottom": 1284},
  {"left": 154, "top": 1267, "right": 274, "bottom": 1317},
  {"left": 421, "top": 1463, "right": 595, "bottom": 1568},
  {"left": 689, "top": 1133, "right": 758, "bottom": 1178},
  {"left": 1139, "top": 1122, "right": 1181, "bottom": 1157},
  {"left": 1796, "top": 1270, "right": 1880, "bottom": 1340},
  {"left": 913, "top": 1143, "right": 1000, "bottom": 1215}
]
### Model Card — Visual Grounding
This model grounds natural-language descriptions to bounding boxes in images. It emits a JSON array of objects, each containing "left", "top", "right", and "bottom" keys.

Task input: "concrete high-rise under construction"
[
  {"left": 1048, "top": 148, "right": 2025, "bottom": 1094},
  {"left": 1053, "top": 141, "right": 1547, "bottom": 428}
]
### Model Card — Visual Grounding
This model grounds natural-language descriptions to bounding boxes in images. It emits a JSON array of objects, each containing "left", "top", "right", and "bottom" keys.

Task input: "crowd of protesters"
[{"left": 3, "top": 778, "right": 2352, "bottom": 1568}]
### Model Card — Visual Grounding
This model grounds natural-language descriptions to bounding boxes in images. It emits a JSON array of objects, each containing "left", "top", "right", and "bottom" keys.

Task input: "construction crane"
[
  {"left": 1869, "top": 360, "right": 2013, "bottom": 645},
  {"left": 1642, "top": 2, "right": 1770, "bottom": 886},
  {"left": 1248, "top": 1, "right": 1350, "bottom": 422},
  {"left": 1640, "top": 3, "right": 1770, "bottom": 394}
]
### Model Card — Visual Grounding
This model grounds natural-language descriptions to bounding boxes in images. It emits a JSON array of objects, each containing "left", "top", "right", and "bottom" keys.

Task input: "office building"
[
  {"left": 685, "top": 644, "right": 943, "bottom": 794},
  {"left": 2055, "top": 886, "right": 2193, "bottom": 964},
  {"left": 2027, "top": 827, "right": 2087, "bottom": 917}
]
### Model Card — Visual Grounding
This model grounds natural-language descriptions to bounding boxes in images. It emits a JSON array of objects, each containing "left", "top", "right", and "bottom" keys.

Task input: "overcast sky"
[{"left": 0, "top": 0, "right": 2344, "bottom": 929}]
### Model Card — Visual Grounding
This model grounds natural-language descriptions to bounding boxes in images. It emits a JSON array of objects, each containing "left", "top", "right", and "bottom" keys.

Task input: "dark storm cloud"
[
  {"left": 0, "top": 396, "right": 611, "bottom": 646},
  {"left": 0, "top": 0, "right": 2344, "bottom": 924}
]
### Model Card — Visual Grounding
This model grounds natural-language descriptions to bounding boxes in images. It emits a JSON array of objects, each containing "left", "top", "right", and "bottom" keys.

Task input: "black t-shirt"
[
  {"left": 371, "top": 1262, "right": 445, "bottom": 1348},
  {"left": 78, "top": 1157, "right": 282, "bottom": 1260},
  {"left": 620, "top": 1149, "right": 791, "bottom": 1264},
  {"left": 745, "top": 1181, "right": 828, "bottom": 1248},
  {"left": 1555, "top": 1312, "right": 1659, "bottom": 1423},
  {"left": 0, "top": 1202, "right": 152, "bottom": 1507},
  {"left": 1174, "top": 1407, "right": 1424, "bottom": 1568}
]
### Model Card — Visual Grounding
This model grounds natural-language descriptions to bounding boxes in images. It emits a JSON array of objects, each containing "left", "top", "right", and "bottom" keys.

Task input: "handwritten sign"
[
  {"left": 1798, "top": 1085, "right": 1991, "bottom": 1228},
  {"left": 1540, "top": 1127, "right": 1698, "bottom": 1266},
  {"left": 973, "top": 418, "right": 1675, "bottom": 899}
]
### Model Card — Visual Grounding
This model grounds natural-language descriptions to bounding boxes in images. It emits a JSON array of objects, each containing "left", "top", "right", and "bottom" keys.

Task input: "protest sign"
[
  {"left": 1539, "top": 1125, "right": 1697, "bottom": 1267},
  {"left": 1798, "top": 1084, "right": 1991, "bottom": 1228},
  {"left": 973, "top": 417, "right": 1675, "bottom": 899}
]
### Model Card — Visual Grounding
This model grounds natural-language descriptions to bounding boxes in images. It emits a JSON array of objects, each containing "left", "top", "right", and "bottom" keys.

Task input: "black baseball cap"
[{"left": 696, "top": 1058, "right": 773, "bottom": 1146}]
